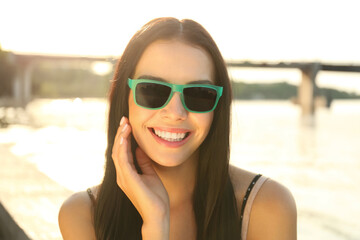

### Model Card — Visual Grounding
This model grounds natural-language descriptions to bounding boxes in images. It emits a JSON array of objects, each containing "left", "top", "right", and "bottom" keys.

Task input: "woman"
[{"left": 59, "top": 17, "right": 297, "bottom": 240}]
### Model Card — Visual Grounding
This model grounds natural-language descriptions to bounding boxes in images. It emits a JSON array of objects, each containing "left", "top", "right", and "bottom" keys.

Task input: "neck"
[{"left": 152, "top": 150, "right": 198, "bottom": 209}]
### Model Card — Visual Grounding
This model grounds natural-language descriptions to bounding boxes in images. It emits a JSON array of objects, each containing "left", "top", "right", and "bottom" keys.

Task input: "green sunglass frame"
[{"left": 128, "top": 78, "right": 223, "bottom": 113}]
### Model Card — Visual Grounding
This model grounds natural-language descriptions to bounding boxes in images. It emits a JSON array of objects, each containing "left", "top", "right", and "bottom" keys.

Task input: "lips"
[{"left": 148, "top": 127, "right": 192, "bottom": 148}]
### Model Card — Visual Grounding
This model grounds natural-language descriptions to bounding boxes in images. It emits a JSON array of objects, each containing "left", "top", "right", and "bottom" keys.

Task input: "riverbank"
[{"left": 0, "top": 138, "right": 72, "bottom": 240}]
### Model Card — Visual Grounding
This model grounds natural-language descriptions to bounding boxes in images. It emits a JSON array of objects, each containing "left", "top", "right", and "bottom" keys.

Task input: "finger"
[
  {"left": 135, "top": 147, "right": 157, "bottom": 175},
  {"left": 113, "top": 117, "right": 132, "bottom": 158},
  {"left": 113, "top": 121, "right": 139, "bottom": 184},
  {"left": 113, "top": 116, "right": 128, "bottom": 147},
  {"left": 118, "top": 122, "right": 134, "bottom": 166}
]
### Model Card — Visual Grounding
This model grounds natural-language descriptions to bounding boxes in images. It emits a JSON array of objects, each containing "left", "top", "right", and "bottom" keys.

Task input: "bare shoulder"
[
  {"left": 229, "top": 165, "right": 258, "bottom": 208},
  {"left": 58, "top": 186, "right": 99, "bottom": 240},
  {"left": 248, "top": 178, "right": 297, "bottom": 240},
  {"left": 229, "top": 165, "right": 255, "bottom": 188},
  {"left": 229, "top": 165, "right": 261, "bottom": 217},
  {"left": 229, "top": 165, "right": 297, "bottom": 239}
]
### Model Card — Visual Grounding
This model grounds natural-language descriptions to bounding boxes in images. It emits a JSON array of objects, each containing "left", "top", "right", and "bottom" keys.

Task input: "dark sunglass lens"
[
  {"left": 135, "top": 83, "right": 171, "bottom": 108},
  {"left": 183, "top": 87, "right": 217, "bottom": 112}
]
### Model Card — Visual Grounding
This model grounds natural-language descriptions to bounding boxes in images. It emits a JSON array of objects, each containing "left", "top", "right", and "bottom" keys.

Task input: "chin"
[{"left": 149, "top": 153, "right": 190, "bottom": 168}]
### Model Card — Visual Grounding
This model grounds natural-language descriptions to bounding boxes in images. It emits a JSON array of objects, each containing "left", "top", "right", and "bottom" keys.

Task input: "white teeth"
[
  {"left": 154, "top": 129, "right": 187, "bottom": 142},
  {"left": 166, "top": 132, "right": 171, "bottom": 139}
]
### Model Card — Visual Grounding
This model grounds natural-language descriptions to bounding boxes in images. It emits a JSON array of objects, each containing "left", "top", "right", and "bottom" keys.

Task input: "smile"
[
  {"left": 154, "top": 129, "right": 189, "bottom": 142},
  {"left": 148, "top": 127, "right": 191, "bottom": 147}
]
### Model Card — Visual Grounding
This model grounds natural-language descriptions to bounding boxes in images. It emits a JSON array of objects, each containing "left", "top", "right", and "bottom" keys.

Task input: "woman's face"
[{"left": 128, "top": 39, "right": 215, "bottom": 167}]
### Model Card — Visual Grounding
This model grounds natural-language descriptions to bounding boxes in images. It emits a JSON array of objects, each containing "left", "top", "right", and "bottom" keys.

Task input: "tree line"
[{"left": 231, "top": 81, "right": 360, "bottom": 100}]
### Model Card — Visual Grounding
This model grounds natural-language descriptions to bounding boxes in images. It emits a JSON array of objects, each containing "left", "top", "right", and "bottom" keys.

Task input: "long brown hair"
[{"left": 94, "top": 17, "right": 239, "bottom": 239}]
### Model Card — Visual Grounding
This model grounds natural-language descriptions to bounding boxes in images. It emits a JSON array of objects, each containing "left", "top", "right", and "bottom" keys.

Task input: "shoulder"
[
  {"left": 229, "top": 165, "right": 258, "bottom": 211},
  {"left": 229, "top": 165, "right": 297, "bottom": 239},
  {"left": 247, "top": 178, "right": 297, "bottom": 239},
  {"left": 58, "top": 186, "right": 99, "bottom": 240}
]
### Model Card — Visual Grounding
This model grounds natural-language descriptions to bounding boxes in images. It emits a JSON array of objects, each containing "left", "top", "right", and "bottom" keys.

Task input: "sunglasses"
[{"left": 128, "top": 78, "right": 223, "bottom": 113}]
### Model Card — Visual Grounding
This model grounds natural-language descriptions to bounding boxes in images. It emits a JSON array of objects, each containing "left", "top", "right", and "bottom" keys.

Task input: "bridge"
[
  {"left": 0, "top": 53, "right": 116, "bottom": 109},
  {"left": 2, "top": 53, "right": 360, "bottom": 117},
  {"left": 227, "top": 61, "right": 360, "bottom": 116}
]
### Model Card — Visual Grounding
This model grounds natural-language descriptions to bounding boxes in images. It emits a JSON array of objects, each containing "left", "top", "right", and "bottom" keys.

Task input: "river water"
[{"left": 1, "top": 98, "right": 359, "bottom": 239}]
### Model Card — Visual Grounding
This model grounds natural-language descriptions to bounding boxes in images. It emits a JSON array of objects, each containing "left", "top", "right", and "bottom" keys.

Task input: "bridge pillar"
[
  {"left": 13, "top": 61, "right": 33, "bottom": 108},
  {"left": 298, "top": 63, "right": 320, "bottom": 118}
]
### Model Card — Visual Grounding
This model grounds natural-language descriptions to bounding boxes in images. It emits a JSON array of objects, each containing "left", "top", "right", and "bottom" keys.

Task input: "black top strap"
[
  {"left": 239, "top": 174, "right": 262, "bottom": 230},
  {"left": 87, "top": 188, "right": 96, "bottom": 207}
]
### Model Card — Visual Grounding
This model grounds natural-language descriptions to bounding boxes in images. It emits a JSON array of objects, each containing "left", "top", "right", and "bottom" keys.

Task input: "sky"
[{"left": 1, "top": 0, "right": 360, "bottom": 93}]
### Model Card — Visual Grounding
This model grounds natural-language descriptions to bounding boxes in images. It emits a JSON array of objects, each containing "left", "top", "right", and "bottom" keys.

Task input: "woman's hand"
[{"left": 112, "top": 116, "right": 170, "bottom": 240}]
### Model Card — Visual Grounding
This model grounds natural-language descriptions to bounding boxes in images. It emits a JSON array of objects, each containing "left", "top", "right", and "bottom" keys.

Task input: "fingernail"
[
  {"left": 121, "top": 124, "right": 128, "bottom": 133},
  {"left": 120, "top": 116, "right": 125, "bottom": 126},
  {"left": 119, "top": 137, "right": 124, "bottom": 145}
]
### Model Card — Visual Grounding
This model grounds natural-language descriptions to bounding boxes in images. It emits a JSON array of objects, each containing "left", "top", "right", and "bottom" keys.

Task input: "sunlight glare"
[{"left": 91, "top": 61, "right": 112, "bottom": 75}]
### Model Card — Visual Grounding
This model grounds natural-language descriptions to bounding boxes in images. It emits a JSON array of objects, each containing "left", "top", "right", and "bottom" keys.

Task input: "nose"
[{"left": 160, "top": 92, "right": 187, "bottom": 121}]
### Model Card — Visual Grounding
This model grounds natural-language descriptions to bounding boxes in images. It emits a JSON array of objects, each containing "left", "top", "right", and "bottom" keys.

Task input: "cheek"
[
  {"left": 128, "top": 91, "right": 142, "bottom": 137},
  {"left": 128, "top": 91, "right": 152, "bottom": 141},
  {"left": 196, "top": 112, "right": 214, "bottom": 136},
  {"left": 129, "top": 91, "right": 147, "bottom": 119}
]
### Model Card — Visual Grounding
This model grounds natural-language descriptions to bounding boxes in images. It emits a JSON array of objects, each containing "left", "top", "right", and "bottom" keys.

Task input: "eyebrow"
[{"left": 137, "top": 75, "right": 213, "bottom": 85}]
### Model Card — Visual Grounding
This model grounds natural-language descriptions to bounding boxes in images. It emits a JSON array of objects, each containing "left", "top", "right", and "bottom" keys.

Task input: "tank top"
[
  {"left": 240, "top": 174, "right": 268, "bottom": 240},
  {"left": 86, "top": 188, "right": 96, "bottom": 207},
  {"left": 86, "top": 174, "right": 268, "bottom": 240}
]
